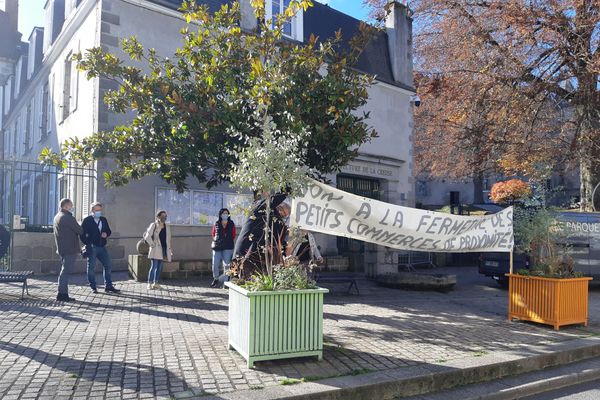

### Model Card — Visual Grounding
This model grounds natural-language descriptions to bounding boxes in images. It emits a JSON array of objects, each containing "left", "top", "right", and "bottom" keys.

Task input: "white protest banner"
[{"left": 291, "top": 180, "right": 513, "bottom": 253}]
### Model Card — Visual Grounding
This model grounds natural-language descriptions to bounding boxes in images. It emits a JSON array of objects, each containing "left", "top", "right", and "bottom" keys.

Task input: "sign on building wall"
[
  {"left": 291, "top": 180, "right": 514, "bottom": 253},
  {"left": 340, "top": 160, "right": 398, "bottom": 180}
]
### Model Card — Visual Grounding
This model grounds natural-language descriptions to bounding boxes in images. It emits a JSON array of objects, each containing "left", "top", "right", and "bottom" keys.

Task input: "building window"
[
  {"left": 267, "top": 0, "right": 303, "bottom": 41},
  {"left": 156, "top": 188, "right": 252, "bottom": 226},
  {"left": 416, "top": 180, "right": 428, "bottom": 197},
  {"left": 62, "top": 55, "right": 72, "bottom": 120},
  {"left": 41, "top": 82, "right": 49, "bottom": 140},
  {"left": 61, "top": 52, "right": 79, "bottom": 120},
  {"left": 12, "top": 122, "right": 17, "bottom": 155},
  {"left": 21, "top": 184, "right": 30, "bottom": 220},
  {"left": 24, "top": 103, "right": 32, "bottom": 154},
  {"left": 34, "top": 174, "right": 51, "bottom": 225}
]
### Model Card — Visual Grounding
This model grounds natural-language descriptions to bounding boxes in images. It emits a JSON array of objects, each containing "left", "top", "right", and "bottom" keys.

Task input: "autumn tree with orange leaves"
[{"left": 365, "top": 0, "right": 599, "bottom": 210}]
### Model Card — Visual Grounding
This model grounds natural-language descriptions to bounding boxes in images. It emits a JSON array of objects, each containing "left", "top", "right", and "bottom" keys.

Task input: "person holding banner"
[
  {"left": 289, "top": 230, "right": 323, "bottom": 265},
  {"left": 232, "top": 194, "right": 291, "bottom": 279}
]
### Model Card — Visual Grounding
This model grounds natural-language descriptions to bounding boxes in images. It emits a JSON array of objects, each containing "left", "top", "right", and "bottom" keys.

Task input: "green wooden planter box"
[{"left": 225, "top": 282, "right": 329, "bottom": 368}]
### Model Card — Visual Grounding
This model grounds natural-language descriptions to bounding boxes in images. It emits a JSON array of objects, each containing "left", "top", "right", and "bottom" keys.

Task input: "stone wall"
[{"left": 11, "top": 229, "right": 215, "bottom": 273}]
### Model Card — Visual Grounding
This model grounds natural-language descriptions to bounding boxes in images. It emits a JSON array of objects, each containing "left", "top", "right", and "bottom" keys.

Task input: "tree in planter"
[
  {"left": 227, "top": 108, "right": 313, "bottom": 281},
  {"left": 514, "top": 202, "right": 577, "bottom": 278},
  {"left": 40, "top": 0, "right": 376, "bottom": 192}
]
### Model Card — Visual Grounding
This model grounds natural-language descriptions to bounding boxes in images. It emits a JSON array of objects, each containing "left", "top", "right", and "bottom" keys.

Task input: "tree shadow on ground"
[
  {"left": 0, "top": 302, "right": 89, "bottom": 323},
  {"left": 0, "top": 341, "right": 198, "bottom": 397},
  {"left": 74, "top": 299, "right": 227, "bottom": 326},
  {"left": 108, "top": 291, "right": 228, "bottom": 311}
]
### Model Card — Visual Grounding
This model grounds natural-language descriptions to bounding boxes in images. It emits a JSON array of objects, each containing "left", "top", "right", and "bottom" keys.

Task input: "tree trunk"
[
  {"left": 473, "top": 172, "right": 484, "bottom": 204},
  {"left": 579, "top": 146, "right": 600, "bottom": 212}
]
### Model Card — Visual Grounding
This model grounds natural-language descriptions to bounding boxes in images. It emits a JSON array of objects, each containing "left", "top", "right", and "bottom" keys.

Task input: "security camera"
[{"left": 410, "top": 95, "right": 421, "bottom": 107}]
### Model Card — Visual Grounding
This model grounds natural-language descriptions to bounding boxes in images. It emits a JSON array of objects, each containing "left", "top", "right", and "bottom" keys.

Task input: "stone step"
[
  {"left": 200, "top": 337, "right": 600, "bottom": 400},
  {"left": 403, "top": 355, "right": 600, "bottom": 400}
]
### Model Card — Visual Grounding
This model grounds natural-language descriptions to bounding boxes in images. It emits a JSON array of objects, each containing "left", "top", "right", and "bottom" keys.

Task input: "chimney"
[
  {"left": 1, "top": 0, "right": 18, "bottom": 34},
  {"left": 0, "top": 0, "right": 20, "bottom": 84},
  {"left": 43, "top": 0, "right": 65, "bottom": 53},
  {"left": 385, "top": 0, "right": 414, "bottom": 88}
]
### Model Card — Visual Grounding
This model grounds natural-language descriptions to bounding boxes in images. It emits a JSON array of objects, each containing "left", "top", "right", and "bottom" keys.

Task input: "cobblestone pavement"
[{"left": 1, "top": 267, "right": 599, "bottom": 399}]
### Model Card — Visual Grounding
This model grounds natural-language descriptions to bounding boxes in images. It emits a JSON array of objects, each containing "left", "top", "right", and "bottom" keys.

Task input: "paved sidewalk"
[{"left": 0, "top": 267, "right": 599, "bottom": 399}]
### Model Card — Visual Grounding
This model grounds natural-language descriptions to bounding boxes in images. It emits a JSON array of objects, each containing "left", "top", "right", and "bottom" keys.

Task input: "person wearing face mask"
[
  {"left": 53, "top": 198, "right": 83, "bottom": 302},
  {"left": 210, "top": 208, "right": 237, "bottom": 288},
  {"left": 81, "top": 202, "right": 119, "bottom": 294},
  {"left": 143, "top": 210, "right": 173, "bottom": 290}
]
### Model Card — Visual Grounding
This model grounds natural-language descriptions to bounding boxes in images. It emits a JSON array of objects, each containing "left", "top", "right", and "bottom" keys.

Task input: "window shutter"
[
  {"left": 70, "top": 58, "right": 78, "bottom": 112},
  {"left": 82, "top": 177, "right": 90, "bottom": 217}
]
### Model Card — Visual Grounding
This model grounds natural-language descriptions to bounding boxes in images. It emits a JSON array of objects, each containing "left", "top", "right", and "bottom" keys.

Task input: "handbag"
[{"left": 138, "top": 222, "right": 158, "bottom": 256}]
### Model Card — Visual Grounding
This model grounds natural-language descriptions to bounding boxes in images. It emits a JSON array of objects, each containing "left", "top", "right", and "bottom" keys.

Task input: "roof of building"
[
  {"left": 303, "top": 2, "right": 396, "bottom": 87},
  {"left": 150, "top": 0, "right": 229, "bottom": 12},
  {"left": 149, "top": 0, "right": 407, "bottom": 88}
]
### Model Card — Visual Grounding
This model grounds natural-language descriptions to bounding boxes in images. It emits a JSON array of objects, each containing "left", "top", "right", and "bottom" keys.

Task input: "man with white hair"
[{"left": 81, "top": 202, "right": 120, "bottom": 293}]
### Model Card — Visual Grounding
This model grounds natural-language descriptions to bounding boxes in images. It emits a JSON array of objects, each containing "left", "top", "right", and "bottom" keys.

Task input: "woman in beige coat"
[{"left": 143, "top": 210, "right": 173, "bottom": 290}]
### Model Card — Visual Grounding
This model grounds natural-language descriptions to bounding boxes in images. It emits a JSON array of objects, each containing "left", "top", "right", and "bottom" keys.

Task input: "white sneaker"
[
  {"left": 152, "top": 283, "right": 162, "bottom": 290},
  {"left": 147, "top": 283, "right": 152, "bottom": 290}
]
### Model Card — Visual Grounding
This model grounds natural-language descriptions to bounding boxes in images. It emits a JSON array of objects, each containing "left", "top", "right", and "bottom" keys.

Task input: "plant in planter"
[
  {"left": 508, "top": 206, "right": 592, "bottom": 330},
  {"left": 224, "top": 111, "right": 331, "bottom": 367}
]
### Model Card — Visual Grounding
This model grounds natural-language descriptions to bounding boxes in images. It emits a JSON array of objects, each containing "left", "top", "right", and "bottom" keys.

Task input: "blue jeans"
[
  {"left": 148, "top": 258, "right": 163, "bottom": 284},
  {"left": 87, "top": 245, "right": 113, "bottom": 289},
  {"left": 212, "top": 249, "right": 233, "bottom": 279}
]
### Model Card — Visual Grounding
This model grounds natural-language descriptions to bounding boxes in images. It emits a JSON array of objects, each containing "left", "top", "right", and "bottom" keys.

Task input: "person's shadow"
[{"left": 0, "top": 341, "right": 198, "bottom": 396}]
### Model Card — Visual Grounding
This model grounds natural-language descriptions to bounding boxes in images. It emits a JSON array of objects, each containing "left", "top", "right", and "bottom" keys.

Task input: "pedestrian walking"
[
  {"left": 143, "top": 210, "right": 172, "bottom": 290},
  {"left": 211, "top": 208, "right": 236, "bottom": 288},
  {"left": 53, "top": 198, "right": 83, "bottom": 302},
  {"left": 81, "top": 202, "right": 120, "bottom": 294}
]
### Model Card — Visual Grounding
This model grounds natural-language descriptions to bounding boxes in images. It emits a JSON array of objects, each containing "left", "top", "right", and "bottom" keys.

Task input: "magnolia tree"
[{"left": 40, "top": 0, "right": 376, "bottom": 191}]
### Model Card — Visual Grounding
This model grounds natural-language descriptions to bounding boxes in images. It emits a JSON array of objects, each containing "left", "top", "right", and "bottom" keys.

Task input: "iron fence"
[{"left": 0, "top": 160, "right": 96, "bottom": 271}]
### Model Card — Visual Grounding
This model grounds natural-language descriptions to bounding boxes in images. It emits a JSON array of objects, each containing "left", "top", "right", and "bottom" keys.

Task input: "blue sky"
[{"left": 18, "top": 0, "right": 370, "bottom": 39}]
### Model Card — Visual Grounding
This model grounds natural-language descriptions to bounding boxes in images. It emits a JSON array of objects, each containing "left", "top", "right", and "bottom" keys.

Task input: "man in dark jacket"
[
  {"left": 53, "top": 198, "right": 83, "bottom": 302},
  {"left": 81, "top": 202, "right": 119, "bottom": 293},
  {"left": 233, "top": 193, "right": 290, "bottom": 279}
]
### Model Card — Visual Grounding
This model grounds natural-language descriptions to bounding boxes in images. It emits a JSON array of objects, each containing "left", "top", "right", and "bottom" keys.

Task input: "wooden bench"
[
  {"left": 0, "top": 271, "right": 33, "bottom": 299},
  {"left": 315, "top": 274, "right": 360, "bottom": 295}
]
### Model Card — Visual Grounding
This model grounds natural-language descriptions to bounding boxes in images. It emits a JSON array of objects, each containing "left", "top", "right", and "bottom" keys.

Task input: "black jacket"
[
  {"left": 233, "top": 194, "right": 288, "bottom": 259},
  {"left": 53, "top": 210, "right": 83, "bottom": 256},
  {"left": 81, "top": 216, "right": 112, "bottom": 247},
  {"left": 212, "top": 220, "right": 236, "bottom": 251}
]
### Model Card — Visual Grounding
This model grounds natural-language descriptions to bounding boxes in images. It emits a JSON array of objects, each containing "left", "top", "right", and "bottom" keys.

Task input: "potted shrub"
[
  {"left": 508, "top": 207, "right": 592, "bottom": 330},
  {"left": 226, "top": 256, "right": 328, "bottom": 368},
  {"left": 224, "top": 111, "right": 329, "bottom": 367}
]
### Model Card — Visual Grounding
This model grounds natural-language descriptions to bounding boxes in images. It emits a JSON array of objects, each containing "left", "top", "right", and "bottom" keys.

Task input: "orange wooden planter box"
[{"left": 507, "top": 274, "right": 592, "bottom": 330}]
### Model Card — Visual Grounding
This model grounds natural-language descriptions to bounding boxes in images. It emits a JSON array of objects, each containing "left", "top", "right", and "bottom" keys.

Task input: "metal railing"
[
  {"left": 0, "top": 160, "right": 96, "bottom": 271},
  {"left": 397, "top": 251, "right": 437, "bottom": 272}
]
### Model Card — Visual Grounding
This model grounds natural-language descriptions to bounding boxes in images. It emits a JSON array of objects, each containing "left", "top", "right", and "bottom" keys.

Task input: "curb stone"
[
  {"left": 403, "top": 355, "right": 600, "bottom": 399},
  {"left": 198, "top": 337, "right": 600, "bottom": 400}
]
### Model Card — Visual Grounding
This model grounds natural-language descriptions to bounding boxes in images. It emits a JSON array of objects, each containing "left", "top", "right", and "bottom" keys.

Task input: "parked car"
[
  {"left": 478, "top": 251, "right": 529, "bottom": 287},
  {"left": 479, "top": 211, "right": 600, "bottom": 286}
]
